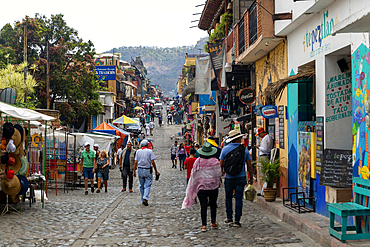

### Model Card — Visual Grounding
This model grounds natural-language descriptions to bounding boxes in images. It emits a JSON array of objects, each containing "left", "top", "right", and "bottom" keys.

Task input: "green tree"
[
  {"left": 0, "top": 62, "right": 37, "bottom": 106},
  {"left": 0, "top": 14, "right": 103, "bottom": 126}
]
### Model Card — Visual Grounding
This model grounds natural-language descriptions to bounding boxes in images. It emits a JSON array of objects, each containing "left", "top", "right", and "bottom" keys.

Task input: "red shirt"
[
  {"left": 184, "top": 145, "right": 190, "bottom": 155},
  {"left": 185, "top": 157, "right": 197, "bottom": 179}
]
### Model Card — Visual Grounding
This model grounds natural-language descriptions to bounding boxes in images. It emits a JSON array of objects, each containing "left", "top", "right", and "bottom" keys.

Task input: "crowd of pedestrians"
[{"left": 178, "top": 125, "right": 273, "bottom": 232}]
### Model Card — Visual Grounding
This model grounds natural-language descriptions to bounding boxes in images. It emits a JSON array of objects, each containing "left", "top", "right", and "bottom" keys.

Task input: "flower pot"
[{"left": 263, "top": 188, "right": 277, "bottom": 202}]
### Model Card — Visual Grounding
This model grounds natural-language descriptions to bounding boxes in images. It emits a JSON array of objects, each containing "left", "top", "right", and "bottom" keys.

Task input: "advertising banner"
[
  {"left": 95, "top": 66, "right": 116, "bottom": 81},
  {"left": 195, "top": 56, "right": 211, "bottom": 95},
  {"left": 208, "top": 40, "right": 226, "bottom": 90}
]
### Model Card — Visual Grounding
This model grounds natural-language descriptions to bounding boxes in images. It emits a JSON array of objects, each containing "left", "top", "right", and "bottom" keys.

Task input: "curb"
[{"left": 256, "top": 196, "right": 351, "bottom": 247}]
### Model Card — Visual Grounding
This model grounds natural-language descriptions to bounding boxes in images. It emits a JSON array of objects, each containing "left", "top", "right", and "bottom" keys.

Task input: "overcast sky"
[{"left": 1, "top": 0, "right": 207, "bottom": 53}]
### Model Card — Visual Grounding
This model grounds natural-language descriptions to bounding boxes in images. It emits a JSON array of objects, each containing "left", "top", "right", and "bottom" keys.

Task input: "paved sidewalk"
[{"left": 256, "top": 196, "right": 370, "bottom": 247}]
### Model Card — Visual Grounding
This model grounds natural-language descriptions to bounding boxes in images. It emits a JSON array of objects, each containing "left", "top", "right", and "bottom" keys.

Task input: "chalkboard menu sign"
[
  {"left": 278, "top": 105, "right": 285, "bottom": 149},
  {"left": 316, "top": 117, "right": 324, "bottom": 174},
  {"left": 319, "top": 149, "right": 352, "bottom": 187}
]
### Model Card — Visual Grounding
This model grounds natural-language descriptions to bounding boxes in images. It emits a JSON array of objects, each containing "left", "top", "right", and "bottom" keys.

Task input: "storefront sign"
[
  {"left": 316, "top": 117, "right": 324, "bottom": 174},
  {"left": 303, "top": 10, "right": 339, "bottom": 58},
  {"left": 239, "top": 88, "right": 256, "bottom": 105},
  {"left": 261, "top": 105, "right": 278, "bottom": 119},
  {"left": 95, "top": 66, "right": 116, "bottom": 81},
  {"left": 278, "top": 106, "right": 285, "bottom": 149},
  {"left": 325, "top": 71, "right": 352, "bottom": 123},
  {"left": 319, "top": 149, "right": 352, "bottom": 187}
]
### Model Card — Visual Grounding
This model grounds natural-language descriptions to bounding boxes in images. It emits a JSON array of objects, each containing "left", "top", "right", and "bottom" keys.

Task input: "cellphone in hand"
[{"left": 155, "top": 173, "right": 160, "bottom": 181}]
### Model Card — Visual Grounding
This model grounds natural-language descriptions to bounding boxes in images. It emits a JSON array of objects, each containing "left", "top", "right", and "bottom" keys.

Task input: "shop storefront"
[{"left": 280, "top": 0, "right": 369, "bottom": 217}]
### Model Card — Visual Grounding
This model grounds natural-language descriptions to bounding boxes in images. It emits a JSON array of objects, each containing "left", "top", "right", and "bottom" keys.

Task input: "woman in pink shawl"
[{"left": 182, "top": 142, "right": 222, "bottom": 232}]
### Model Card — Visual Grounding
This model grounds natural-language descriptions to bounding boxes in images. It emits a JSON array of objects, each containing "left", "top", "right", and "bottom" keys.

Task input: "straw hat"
[
  {"left": 226, "top": 129, "right": 244, "bottom": 143},
  {"left": 197, "top": 142, "right": 217, "bottom": 156},
  {"left": 1, "top": 154, "right": 22, "bottom": 174},
  {"left": 1, "top": 176, "right": 21, "bottom": 195}
]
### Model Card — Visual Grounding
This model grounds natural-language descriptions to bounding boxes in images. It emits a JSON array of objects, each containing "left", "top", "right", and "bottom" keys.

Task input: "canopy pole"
[
  {"left": 28, "top": 121, "right": 31, "bottom": 176},
  {"left": 42, "top": 121, "right": 47, "bottom": 209}
]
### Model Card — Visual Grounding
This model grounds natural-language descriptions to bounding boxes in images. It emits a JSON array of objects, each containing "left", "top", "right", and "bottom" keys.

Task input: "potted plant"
[{"left": 254, "top": 158, "right": 284, "bottom": 202}]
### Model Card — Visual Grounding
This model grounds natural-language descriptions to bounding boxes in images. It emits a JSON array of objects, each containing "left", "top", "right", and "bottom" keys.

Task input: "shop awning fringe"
[
  {"left": 182, "top": 79, "right": 195, "bottom": 96},
  {"left": 264, "top": 68, "right": 315, "bottom": 105}
]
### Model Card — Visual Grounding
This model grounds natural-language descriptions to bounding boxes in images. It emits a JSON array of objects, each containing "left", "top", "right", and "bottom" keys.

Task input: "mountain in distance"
[{"left": 108, "top": 37, "right": 207, "bottom": 96}]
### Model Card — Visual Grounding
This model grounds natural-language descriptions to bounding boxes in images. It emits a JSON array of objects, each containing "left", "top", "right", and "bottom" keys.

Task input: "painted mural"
[{"left": 352, "top": 43, "right": 370, "bottom": 180}]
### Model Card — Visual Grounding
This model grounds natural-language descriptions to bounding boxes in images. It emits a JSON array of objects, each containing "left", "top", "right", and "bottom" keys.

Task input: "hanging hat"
[
  {"left": 17, "top": 175, "right": 29, "bottom": 195},
  {"left": 1, "top": 176, "right": 21, "bottom": 195},
  {"left": 1, "top": 154, "right": 22, "bottom": 174},
  {"left": 2, "top": 123, "right": 14, "bottom": 139},
  {"left": 197, "top": 142, "right": 217, "bottom": 156},
  {"left": 16, "top": 156, "right": 28, "bottom": 175},
  {"left": 226, "top": 129, "right": 244, "bottom": 143},
  {"left": 206, "top": 138, "right": 218, "bottom": 147},
  {"left": 255, "top": 127, "right": 265, "bottom": 137}
]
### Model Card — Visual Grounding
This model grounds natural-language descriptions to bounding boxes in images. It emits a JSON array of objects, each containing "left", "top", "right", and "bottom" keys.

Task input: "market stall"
[{"left": 0, "top": 102, "right": 56, "bottom": 212}]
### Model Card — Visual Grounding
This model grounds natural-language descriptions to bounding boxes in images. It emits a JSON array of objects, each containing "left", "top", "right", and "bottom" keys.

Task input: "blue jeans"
[
  {"left": 224, "top": 176, "right": 247, "bottom": 223},
  {"left": 138, "top": 168, "right": 153, "bottom": 201},
  {"left": 178, "top": 154, "right": 186, "bottom": 170}
]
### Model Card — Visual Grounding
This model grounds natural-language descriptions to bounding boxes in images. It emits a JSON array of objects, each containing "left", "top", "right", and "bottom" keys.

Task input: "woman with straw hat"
[{"left": 182, "top": 142, "right": 222, "bottom": 232}]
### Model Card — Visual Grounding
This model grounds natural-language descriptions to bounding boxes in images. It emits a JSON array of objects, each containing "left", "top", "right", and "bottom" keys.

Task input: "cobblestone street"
[{"left": 0, "top": 122, "right": 321, "bottom": 247}]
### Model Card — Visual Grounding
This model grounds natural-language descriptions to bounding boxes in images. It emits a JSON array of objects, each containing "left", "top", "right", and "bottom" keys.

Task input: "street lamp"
[{"left": 225, "top": 63, "right": 232, "bottom": 73}]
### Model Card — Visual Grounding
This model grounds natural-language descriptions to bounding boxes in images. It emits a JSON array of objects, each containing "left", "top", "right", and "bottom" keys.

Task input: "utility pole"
[
  {"left": 46, "top": 41, "right": 50, "bottom": 110},
  {"left": 24, "top": 24, "right": 27, "bottom": 102}
]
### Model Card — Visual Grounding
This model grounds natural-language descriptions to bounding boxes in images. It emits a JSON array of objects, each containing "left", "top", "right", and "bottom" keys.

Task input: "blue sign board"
[
  {"left": 261, "top": 105, "right": 278, "bottom": 119},
  {"left": 95, "top": 66, "right": 116, "bottom": 81}
]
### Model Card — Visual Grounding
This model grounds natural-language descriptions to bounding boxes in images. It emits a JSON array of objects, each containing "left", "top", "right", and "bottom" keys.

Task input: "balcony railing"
[
  {"left": 238, "top": 17, "right": 245, "bottom": 55},
  {"left": 249, "top": 1, "right": 258, "bottom": 44},
  {"left": 226, "top": 30, "right": 233, "bottom": 53}
]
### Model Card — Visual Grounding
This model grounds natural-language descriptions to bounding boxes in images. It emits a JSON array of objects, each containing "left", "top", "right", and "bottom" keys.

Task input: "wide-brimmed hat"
[
  {"left": 1, "top": 176, "right": 21, "bottom": 195},
  {"left": 197, "top": 142, "right": 217, "bottom": 156},
  {"left": 17, "top": 175, "right": 29, "bottom": 195},
  {"left": 226, "top": 129, "right": 244, "bottom": 143},
  {"left": 206, "top": 138, "right": 218, "bottom": 147},
  {"left": 255, "top": 127, "right": 265, "bottom": 137},
  {"left": 1, "top": 154, "right": 22, "bottom": 174}
]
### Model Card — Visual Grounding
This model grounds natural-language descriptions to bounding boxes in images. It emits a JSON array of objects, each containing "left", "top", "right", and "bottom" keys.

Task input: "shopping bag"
[{"left": 244, "top": 184, "right": 257, "bottom": 202}]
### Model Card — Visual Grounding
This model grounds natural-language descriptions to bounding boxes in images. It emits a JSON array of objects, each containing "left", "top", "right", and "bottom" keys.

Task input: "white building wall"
[{"left": 280, "top": 0, "right": 369, "bottom": 150}]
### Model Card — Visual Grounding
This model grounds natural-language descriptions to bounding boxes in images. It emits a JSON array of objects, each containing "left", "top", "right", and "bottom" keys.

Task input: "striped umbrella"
[{"left": 113, "top": 115, "right": 138, "bottom": 124}]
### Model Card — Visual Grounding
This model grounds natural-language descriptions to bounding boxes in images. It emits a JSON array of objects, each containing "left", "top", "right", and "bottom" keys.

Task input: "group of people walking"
[
  {"left": 80, "top": 142, "right": 110, "bottom": 194},
  {"left": 180, "top": 128, "right": 269, "bottom": 232}
]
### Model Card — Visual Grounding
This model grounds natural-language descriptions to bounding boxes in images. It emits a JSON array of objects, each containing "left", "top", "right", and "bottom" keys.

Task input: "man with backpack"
[{"left": 219, "top": 129, "right": 253, "bottom": 227}]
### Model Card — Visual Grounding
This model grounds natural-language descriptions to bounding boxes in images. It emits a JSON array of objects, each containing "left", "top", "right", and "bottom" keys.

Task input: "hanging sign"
[
  {"left": 239, "top": 88, "right": 256, "bottom": 105},
  {"left": 261, "top": 105, "right": 278, "bottom": 119}
]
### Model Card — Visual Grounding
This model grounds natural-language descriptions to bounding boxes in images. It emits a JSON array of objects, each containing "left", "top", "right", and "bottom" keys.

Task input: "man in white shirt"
[
  {"left": 133, "top": 140, "right": 160, "bottom": 206},
  {"left": 149, "top": 121, "right": 155, "bottom": 136},
  {"left": 166, "top": 104, "right": 170, "bottom": 113},
  {"left": 254, "top": 127, "right": 273, "bottom": 158},
  {"left": 145, "top": 123, "right": 150, "bottom": 136}
]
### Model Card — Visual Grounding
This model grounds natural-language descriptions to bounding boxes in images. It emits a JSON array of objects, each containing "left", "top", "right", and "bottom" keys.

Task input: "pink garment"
[{"left": 182, "top": 157, "right": 222, "bottom": 209}]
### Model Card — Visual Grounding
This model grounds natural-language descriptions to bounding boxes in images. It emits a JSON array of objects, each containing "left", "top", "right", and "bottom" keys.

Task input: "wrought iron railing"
[
  {"left": 238, "top": 17, "right": 245, "bottom": 55},
  {"left": 249, "top": 0, "right": 258, "bottom": 45}
]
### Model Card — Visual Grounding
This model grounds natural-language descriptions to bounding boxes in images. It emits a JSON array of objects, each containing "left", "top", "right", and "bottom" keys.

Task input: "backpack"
[{"left": 223, "top": 145, "right": 245, "bottom": 176}]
